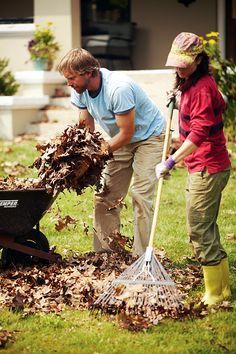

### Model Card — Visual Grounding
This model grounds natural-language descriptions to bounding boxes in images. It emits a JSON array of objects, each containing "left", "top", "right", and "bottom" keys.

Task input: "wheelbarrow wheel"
[{"left": 1, "top": 229, "right": 50, "bottom": 268}]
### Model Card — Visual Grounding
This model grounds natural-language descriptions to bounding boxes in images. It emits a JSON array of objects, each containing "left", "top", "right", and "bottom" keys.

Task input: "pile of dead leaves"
[
  {"left": 32, "top": 124, "right": 111, "bottom": 196},
  {"left": 0, "top": 250, "right": 227, "bottom": 331}
]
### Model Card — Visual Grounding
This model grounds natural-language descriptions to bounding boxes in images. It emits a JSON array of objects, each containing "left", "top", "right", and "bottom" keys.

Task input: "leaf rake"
[{"left": 93, "top": 97, "right": 183, "bottom": 312}]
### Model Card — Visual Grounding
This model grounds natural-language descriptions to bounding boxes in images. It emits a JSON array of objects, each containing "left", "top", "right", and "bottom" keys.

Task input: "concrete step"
[
  {"left": 26, "top": 120, "right": 109, "bottom": 141},
  {"left": 37, "top": 105, "right": 78, "bottom": 124},
  {"left": 26, "top": 103, "right": 78, "bottom": 139},
  {"left": 49, "top": 96, "right": 71, "bottom": 108},
  {"left": 26, "top": 121, "right": 73, "bottom": 140}
]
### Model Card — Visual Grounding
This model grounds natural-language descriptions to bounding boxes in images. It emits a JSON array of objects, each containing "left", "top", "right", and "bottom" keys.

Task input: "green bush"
[
  {"left": 201, "top": 32, "right": 236, "bottom": 141},
  {"left": 0, "top": 58, "right": 19, "bottom": 96}
]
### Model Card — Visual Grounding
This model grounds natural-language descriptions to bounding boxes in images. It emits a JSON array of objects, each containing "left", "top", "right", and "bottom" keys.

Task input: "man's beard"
[{"left": 73, "top": 77, "right": 90, "bottom": 94}]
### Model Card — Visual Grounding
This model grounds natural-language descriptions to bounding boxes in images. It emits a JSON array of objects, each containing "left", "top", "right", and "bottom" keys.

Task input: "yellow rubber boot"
[
  {"left": 221, "top": 257, "right": 231, "bottom": 299},
  {"left": 202, "top": 264, "right": 223, "bottom": 306}
]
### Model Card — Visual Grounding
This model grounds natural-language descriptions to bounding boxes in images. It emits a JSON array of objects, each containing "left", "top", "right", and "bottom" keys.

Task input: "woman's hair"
[
  {"left": 57, "top": 48, "right": 100, "bottom": 77},
  {"left": 174, "top": 51, "right": 211, "bottom": 92}
]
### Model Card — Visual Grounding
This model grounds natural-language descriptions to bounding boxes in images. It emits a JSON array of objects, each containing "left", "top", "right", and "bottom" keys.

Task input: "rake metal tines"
[{"left": 93, "top": 247, "right": 183, "bottom": 311}]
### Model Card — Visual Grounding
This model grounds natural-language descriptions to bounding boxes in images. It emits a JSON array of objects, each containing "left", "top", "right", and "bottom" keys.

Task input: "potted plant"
[{"left": 27, "top": 22, "right": 60, "bottom": 71}]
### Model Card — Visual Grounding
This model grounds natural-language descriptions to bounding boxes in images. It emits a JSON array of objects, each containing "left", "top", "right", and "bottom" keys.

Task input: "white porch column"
[{"left": 217, "top": 0, "right": 226, "bottom": 59}]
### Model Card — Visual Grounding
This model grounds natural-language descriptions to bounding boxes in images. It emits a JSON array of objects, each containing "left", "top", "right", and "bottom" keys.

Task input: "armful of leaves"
[{"left": 32, "top": 124, "right": 113, "bottom": 196}]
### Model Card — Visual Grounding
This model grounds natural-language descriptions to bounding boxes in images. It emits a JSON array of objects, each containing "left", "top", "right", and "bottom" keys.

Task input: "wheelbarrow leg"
[{"left": 0, "top": 234, "right": 60, "bottom": 262}]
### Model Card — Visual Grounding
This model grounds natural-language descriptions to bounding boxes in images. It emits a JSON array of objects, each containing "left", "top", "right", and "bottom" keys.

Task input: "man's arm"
[
  {"left": 108, "top": 109, "right": 135, "bottom": 152},
  {"left": 78, "top": 109, "right": 95, "bottom": 131}
]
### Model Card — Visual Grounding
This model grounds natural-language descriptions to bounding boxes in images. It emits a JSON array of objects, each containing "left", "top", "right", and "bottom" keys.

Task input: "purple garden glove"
[{"left": 155, "top": 155, "right": 176, "bottom": 180}]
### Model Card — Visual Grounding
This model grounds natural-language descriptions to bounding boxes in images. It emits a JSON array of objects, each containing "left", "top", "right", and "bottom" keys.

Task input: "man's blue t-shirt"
[{"left": 71, "top": 68, "right": 164, "bottom": 143}]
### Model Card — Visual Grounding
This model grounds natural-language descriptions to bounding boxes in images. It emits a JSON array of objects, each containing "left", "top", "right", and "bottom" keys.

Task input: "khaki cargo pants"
[
  {"left": 186, "top": 168, "right": 230, "bottom": 266},
  {"left": 93, "top": 133, "right": 164, "bottom": 256}
]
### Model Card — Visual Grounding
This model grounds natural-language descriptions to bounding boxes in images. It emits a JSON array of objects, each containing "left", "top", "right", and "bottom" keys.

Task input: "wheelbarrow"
[{"left": 0, "top": 188, "right": 60, "bottom": 267}]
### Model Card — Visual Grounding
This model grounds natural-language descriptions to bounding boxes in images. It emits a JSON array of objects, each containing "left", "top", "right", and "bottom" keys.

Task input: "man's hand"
[
  {"left": 155, "top": 155, "right": 176, "bottom": 180},
  {"left": 100, "top": 140, "right": 113, "bottom": 158}
]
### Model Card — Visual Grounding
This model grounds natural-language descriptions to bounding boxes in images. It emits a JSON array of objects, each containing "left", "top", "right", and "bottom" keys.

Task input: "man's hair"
[
  {"left": 58, "top": 48, "right": 100, "bottom": 76},
  {"left": 174, "top": 51, "right": 211, "bottom": 92}
]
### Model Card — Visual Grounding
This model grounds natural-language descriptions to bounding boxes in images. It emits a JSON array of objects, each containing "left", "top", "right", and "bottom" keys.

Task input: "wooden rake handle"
[{"left": 148, "top": 98, "right": 175, "bottom": 248}]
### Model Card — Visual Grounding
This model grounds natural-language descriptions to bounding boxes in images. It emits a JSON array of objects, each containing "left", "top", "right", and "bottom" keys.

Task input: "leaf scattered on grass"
[
  {"left": 0, "top": 328, "right": 14, "bottom": 348},
  {"left": 226, "top": 233, "right": 236, "bottom": 241},
  {"left": 54, "top": 215, "right": 77, "bottom": 232},
  {"left": 13, "top": 134, "right": 38, "bottom": 143},
  {"left": 1, "top": 251, "right": 230, "bottom": 331},
  {"left": 107, "top": 230, "right": 133, "bottom": 252},
  {"left": 0, "top": 162, "right": 28, "bottom": 177},
  {"left": 0, "top": 146, "right": 13, "bottom": 154}
]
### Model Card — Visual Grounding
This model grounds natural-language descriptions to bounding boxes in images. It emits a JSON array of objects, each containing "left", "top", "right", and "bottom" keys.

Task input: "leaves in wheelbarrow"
[
  {"left": 0, "top": 177, "right": 44, "bottom": 190},
  {"left": 1, "top": 250, "right": 231, "bottom": 331},
  {"left": 32, "top": 124, "right": 111, "bottom": 195}
]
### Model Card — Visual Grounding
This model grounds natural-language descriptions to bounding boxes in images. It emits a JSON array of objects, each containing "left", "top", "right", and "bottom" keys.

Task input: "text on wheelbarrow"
[{"left": 0, "top": 200, "right": 18, "bottom": 208}]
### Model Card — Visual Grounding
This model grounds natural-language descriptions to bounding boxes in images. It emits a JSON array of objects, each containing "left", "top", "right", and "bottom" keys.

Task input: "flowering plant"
[
  {"left": 27, "top": 22, "right": 60, "bottom": 69},
  {"left": 201, "top": 32, "right": 236, "bottom": 140}
]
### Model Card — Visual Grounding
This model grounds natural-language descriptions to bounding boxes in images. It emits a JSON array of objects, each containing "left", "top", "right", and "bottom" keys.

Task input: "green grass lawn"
[{"left": 0, "top": 138, "right": 235, "bottom": 354}]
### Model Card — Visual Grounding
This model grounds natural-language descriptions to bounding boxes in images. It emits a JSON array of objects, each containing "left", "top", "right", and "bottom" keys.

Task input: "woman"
[{"left": 156, "top": 32, "right": 231, "bottom": 306}]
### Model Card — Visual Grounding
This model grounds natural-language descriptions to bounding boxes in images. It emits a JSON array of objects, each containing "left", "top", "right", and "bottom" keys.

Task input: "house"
[
  {"left": 0, "top": 0, "right": 235, "bottom": 140},
  {"left": 0, "top": 0, "right": 235, "bottom": 72}
]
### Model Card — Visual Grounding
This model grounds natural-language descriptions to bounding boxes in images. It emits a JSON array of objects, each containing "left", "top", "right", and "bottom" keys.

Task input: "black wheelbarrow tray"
[{"left": 0, "top": 188, "right": 60, "bottom": 267}]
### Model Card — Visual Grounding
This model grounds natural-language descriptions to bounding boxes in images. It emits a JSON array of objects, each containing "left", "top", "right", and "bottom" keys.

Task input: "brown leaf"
[
  {"left": 0, "top": 328, "right": 14, "bottom": 348},
  {"left": 226, "top": 233, "right": 236, "bottom": 241},
  {"left": 107, "top": 197, "right": 127, "bottom": 211},
  {"left": 54, "top": 215, "right": 77, "bottom": 231}
]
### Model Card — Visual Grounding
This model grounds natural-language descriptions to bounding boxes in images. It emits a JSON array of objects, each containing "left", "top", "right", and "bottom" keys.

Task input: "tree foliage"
[{"left": 201, "top": 32, "right": 236, "bottom": 140}]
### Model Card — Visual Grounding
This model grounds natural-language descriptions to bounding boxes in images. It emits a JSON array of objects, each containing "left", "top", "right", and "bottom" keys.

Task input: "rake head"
[{"left": 93, "top": 247, "right": 183, "bottom": 311}]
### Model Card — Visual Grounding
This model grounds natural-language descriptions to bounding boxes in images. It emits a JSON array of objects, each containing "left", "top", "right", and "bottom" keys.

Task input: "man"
[{"left": 58, "top": 48, "right": 165, "bottom": 256}]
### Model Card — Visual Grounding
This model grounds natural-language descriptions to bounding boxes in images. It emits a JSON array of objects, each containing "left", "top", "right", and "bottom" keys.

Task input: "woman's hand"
[{"left": 155, "top": 155, "right": 176, "bottom": 180}]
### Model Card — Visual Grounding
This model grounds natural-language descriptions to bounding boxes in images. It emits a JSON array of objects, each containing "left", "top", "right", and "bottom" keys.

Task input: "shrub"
[
  {"left": 201, "top": 32, "right": 236, "bottom": 141},
  {"left": 0, "top": 58, "right": 19, "bottom": 96}
]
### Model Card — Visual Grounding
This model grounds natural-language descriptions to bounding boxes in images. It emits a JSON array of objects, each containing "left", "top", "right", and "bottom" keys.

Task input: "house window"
[
  {"left": 81, "top": 0, "right": 131, "bottom": 35},
  {"left": 0, "top": 0, "right": 33, "bottom": 24}
]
